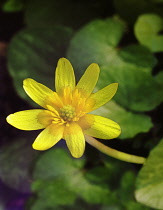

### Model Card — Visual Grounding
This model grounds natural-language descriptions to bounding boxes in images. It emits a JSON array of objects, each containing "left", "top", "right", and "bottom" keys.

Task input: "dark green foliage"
[
  {"left": 8, "top": 26, "right": 73, "bottom": 105},
  {"left": 3, "top": 0, "right": 163, "bottom": 209}
]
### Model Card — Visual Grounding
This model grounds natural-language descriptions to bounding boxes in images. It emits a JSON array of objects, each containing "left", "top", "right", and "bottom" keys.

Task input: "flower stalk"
[{"left": 85, "top": 135, "right": 146, "bottom": 164}]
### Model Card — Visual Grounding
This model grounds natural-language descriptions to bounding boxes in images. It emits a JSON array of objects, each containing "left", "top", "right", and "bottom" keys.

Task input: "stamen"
[
  {"left": 47, "top": 87, "right": 88, "bottom": 125},
  {"left": 59, "top": 105, "right": 76, "bottom": 122},
  {"left": 46, "top": 105, "right": 60, "bottom": 117}
]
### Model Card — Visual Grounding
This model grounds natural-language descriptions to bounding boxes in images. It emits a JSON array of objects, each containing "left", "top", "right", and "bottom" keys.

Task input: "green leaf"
[
  {"left": 116, "top": 171, "right": 151, "bottom": 210},
  {"left": 101, "top": 206, "right": 122, "bottom": 210},
  {"left": 8, "top": 26, "right": 73, "bottom": 106},
  {"left": 125, "top": 201, "right": 152, "bottom": 210},
  {"left": 134, "top": 14, "right": 163, "bottom": 52},
  {"left": 155, "top": 71, "right": 163, "bottom": 89},
  {"left": 31, "top": 148, "right": 112, "bottom": 208},
  {"left": 135, "top": 138, "right": 163, "bottom": 209},
  {"left": 29, "top": 198, "right": 74, "bottom": 210},
  {"left": 33, "top": 147, "right": 84, "bottom": 180},
  {"left": 91, "top": 101, "right": 153, "bottom": 139},
  {"left": 67, "top": 17, "right": 125, "bottom": 75},
  {"left": 119, "top": 44, "right": 156, "bottom": 71},
  {"left": 32, "top": 148, "right": 84, "bottom": 207},
  {"left": 67, "top": 17, "right": 161, "bottom": 138},
  {"left": 67, "top": 18, "right": 159, "bottom": 139},
  {"left": 119, "top": 171, "right": 136, "bottom": 201},
  {"left": 32, "top": 179, "right": 77, "bottom": 206},
  {"left": 72, "top": 173, "right": 112, "bottom": 205},
  {"left": 29, "top": 149, "right": 152, "bottom": 209},
  {"left": 67, "top": 19, "right": 160, "bottom": 111},
  {"left": 2, "top": 0, "right": 24, "bottom": 12},
  {"left": 98, "top": 58, "right": 162, "bottom": 112}
]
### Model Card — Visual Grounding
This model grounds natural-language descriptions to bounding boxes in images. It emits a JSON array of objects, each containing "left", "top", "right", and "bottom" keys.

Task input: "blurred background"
[{"left": 1, "top": 0, "right": 163, "bottom": 209}]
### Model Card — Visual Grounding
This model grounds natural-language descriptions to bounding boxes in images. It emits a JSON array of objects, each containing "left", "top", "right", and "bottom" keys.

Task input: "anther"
[{"left": 59, "top": 105, "right": 76, "bottom": 122}]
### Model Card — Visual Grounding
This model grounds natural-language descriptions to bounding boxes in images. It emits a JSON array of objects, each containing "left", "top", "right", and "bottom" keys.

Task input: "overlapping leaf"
[
  {"left": 67, "top": 17, "right": 163, "bottom": 138},
  {"left": 134, "top": 14, "right": 163, "bottom": 52},
  {"left": 30, "top": 148, "right": 111, "bottom": 209},
  {"left": 28, "top": 148, "right": 151, "bottom": 209},
  {"left": 2, "top": 0, "right": 24, "bottom": 12},
  {"left": 7, "top": 26, "right": 73, "bottom": 106},
  {"left": 91, "top": 101, "right": 153, "bottom": 139},
  {"left": 135, "top": 138, "right": 163, "bottom": 209}
]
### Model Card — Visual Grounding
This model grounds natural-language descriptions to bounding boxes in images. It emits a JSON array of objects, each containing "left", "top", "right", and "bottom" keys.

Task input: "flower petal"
[
  {"left": 23, "top": 78, "right": 54, "bottom": 108},
  {"left": 78, "top": 114, "right": 121, "bottom": 139},
  {"left": 6, "top": 109, "right": 53, "bottom": 130},
  {"left": 32, "top": 124, "right": 64, "bottom": 150},
  {"left": 64, "top": 123, "right": 85, "bottom": 158},
  {"left": 55, "top": 58, "right": 75, "bottom": 94},
  {"left": 76, "top": 63, "right": 100, "bottom": 97},
  {"left": 87, "top": 83, "right": 118, "bottom": 112}
]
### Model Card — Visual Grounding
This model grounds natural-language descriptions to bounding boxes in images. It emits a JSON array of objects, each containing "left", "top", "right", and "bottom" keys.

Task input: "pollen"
[{"left": 59, "top": 105, "right": 76, "bottom": 122}]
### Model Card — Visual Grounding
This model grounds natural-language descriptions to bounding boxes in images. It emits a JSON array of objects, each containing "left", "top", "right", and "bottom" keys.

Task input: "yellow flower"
[{"left": 6, "top": 58, "right": 121, "bottom": 158}]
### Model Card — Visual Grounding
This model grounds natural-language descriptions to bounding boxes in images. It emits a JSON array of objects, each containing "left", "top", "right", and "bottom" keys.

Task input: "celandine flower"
[
  {"left": 7, "top": 58, "right": 145, "bottom": 163},
  {"left": 7, "top": 58, "right": 120, "bottom": 157}
]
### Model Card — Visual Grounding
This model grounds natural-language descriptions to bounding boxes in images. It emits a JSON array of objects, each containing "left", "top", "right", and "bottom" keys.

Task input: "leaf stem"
[{"left": 85, "top": 135, "right": 146, "bottom": 164}]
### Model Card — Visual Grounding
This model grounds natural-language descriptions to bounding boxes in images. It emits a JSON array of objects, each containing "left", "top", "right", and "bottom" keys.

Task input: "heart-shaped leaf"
[
  {"left": 8, "top": 26, "right": 73, "bottom": 106},
  {"left": 67, "top": 18, "right": 159, "bottom": 138},
  {"left": 135, "top": 138, "right": 163, "bottom": 209},
  {"left": 30, "top": 148, "right": 111, "bottom": 208},
  {"left": 134, "top": 14, "right": 163, "bottom": 52}
]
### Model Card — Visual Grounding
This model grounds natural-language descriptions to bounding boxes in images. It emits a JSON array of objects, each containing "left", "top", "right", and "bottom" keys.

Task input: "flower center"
[{"left": 59, "top": 105, "right": 76, "bottom": 122}]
